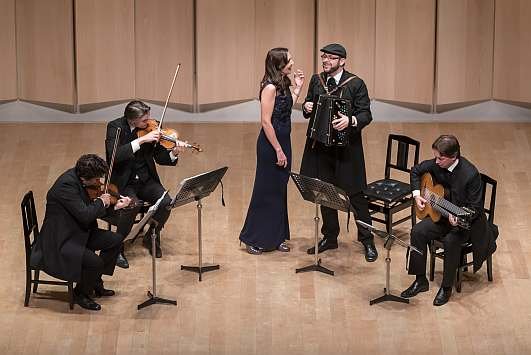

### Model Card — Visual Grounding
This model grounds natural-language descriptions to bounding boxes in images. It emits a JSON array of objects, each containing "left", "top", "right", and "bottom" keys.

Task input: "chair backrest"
[
  {"left": 480, "top": 173, "right": 497, "bottom": 223},
  {"left": 21, "top": 191, "right": 39, "bottom": 262},
  {"left": 384, "top": 134, "right": 421, "bottom": 179}
]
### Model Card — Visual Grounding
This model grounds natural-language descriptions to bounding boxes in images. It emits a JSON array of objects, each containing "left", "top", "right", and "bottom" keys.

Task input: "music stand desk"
[{"left": 170, "top": 167, "right": 228, "bottom": 281}]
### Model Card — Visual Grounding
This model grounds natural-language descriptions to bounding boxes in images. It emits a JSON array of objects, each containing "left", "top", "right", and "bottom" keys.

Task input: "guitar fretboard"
[{"left": 423, "top": 189, "right": 468, "bottom": 217}]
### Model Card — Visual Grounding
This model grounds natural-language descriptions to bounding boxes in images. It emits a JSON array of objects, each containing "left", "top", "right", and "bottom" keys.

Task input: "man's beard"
[{"left": 323, "top": 62, "right": 341, "bottom": 74}]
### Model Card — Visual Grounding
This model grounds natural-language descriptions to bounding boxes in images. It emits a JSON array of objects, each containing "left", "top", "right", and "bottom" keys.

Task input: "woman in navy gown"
[{"left": 239, "top": 47, "right": 305, "bottom": 254}]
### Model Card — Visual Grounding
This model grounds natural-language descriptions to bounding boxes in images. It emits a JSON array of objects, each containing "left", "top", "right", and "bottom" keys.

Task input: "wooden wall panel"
[
  {"left": 436, "top": 0, "right": 494, "bottom": 107},
  {"left": 16, "top": 0, "right": 74, "bottom": 107},
  {"left": 75, "top": 0, "right": 135, "bottom": 108},
  {"left": 0, "top": 0, "right": 17, "bottom": 102},
  {"left": 493, "top": 0, "right": 531, "bottom": 105},
  {"left": 196, "top": 0, "right": 255, "bottom": 109},
  {"left": 254, "top": 0, "right": 314, "bottom": 102},
  {"left": 375, "top": 0, "right": 435, "bottom": 109},
  {"left": 135, "top": 0, "right": 194, "bottom": 110},
  {"left": 317, "top": 0, "right": 375, "bottom": 95}
]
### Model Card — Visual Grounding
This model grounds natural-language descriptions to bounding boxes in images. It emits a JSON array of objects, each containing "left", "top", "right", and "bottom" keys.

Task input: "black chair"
[
  {"left": 429, "top": 173, "right": 497, "bottom": 292},
  {"left": 363, "top": 134, "right": 420, "bottom": 232},
  {"left": 21, "top": 191, "right": 74, "bottom": 309}
]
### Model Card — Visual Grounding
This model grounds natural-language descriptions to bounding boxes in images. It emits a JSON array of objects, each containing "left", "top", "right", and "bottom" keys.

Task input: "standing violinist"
[
  {"left": 30, "top": 154, "right": 132, "bottom": 311},
  {"left": 105, "top": 100, "right": 184, "bottom": 266}
]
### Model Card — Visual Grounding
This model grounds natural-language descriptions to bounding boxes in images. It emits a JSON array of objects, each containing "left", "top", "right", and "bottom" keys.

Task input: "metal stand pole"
[
  {"left": 138, "top": 224, "right": 177, "bottom": 310},
  {"left": 296, "top": 203, "right": 334, "bottom": 275},
  {"left": 181, "top": 198, "right": 220, "bottom": 281},
  {"left": 369, "top": 238, "right": 409, "bottom": 305}
]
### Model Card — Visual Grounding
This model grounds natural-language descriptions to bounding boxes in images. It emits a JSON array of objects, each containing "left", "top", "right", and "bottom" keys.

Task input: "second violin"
[{"left": 136, "top": 119, "right": 202, "bottom": 152}]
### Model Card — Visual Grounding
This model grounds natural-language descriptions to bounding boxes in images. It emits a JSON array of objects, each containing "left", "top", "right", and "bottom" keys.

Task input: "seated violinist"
[
  {"left": 105, "top": 100, "right": 184, "bottom": 266},
  {"left": 30, "top": 154, "right": 132, "bottom": 311}
]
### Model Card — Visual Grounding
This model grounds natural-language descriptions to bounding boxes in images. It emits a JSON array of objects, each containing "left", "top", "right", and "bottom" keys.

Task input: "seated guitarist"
[{"left": 401, "top": 135, "right": 483, "bottom": 306}]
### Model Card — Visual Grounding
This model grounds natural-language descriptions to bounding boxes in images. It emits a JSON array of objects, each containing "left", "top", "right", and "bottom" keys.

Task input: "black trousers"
[
  {"left": 312, "top": 144, "right": 373, "bottom": 243},
  {"left": 110, "top": 177, "right": 173, "bottom": 240},
  {"left": 321, "top": 193, "right": 372, "bottom": 242},
  {"left": 408, "top": 218, "right": 469, "bottom": 288},
  {"left": 76, "top": 228, "right": 123, "bottom": 295}
]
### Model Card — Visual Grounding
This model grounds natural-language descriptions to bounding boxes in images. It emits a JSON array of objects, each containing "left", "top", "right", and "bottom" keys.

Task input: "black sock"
[{"left": 415, "top": 275, "right": 428, "bottom": 283}]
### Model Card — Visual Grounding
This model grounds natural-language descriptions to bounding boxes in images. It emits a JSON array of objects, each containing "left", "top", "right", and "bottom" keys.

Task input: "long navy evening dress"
[{"left": 239, "top": 88, "right": 292, "bottom": 250}]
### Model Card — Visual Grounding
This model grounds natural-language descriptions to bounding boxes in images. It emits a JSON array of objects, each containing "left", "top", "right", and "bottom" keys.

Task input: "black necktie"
[{"left": 327, "top": 77, "right": 337, "bottom": 93}]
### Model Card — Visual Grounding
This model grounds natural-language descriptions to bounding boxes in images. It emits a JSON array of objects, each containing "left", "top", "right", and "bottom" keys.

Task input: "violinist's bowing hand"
[
  {"left": 115, "top": 196, "right": 132, "bottom": 210},
  {"left": 139, "top": 130, "right": 161, "bottom": 144},
  {"left": 99, "top": 193, "right": 111, "bottom": 208}
]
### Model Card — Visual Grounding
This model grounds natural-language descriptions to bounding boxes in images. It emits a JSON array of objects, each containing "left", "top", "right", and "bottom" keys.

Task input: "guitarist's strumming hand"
[
  {"left": 448, "top": 214, "right": 459, "bottom": 226},
  {"left": 415, "top": 196, "right": 427, "bottom": 211}
]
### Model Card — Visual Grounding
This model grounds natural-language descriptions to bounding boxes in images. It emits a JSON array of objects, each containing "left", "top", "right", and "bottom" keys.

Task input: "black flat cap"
[{"left": 321, "top": 43, "right": 347, "bottom": 58}]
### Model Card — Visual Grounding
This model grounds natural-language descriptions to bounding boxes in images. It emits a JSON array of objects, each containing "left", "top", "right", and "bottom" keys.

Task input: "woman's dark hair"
[
  {"left": 124, "top": 100, "right": 150, "bottom": 121},
  {"left": 260, "top": 47, "right": 291, "bottom": 97},
  {"left": 75, "top": 154, "right": 108, "bottom": 180},
  {"left": 432, "top": 135, "right": 460, "bottom": 158}
]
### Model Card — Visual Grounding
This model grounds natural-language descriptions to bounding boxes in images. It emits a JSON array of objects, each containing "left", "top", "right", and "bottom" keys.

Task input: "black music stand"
[
  {"left": 356, "top": 220, "right": 422, "bottom": 305},
  {"left": 170, "top": 166, "right": 228, "bottom": 281},
  {"left": 133, "top": 192, "right": 177, "bottom": 310},
  {"left": 290, "top": 172, "right": 351, "bottom": 276}
]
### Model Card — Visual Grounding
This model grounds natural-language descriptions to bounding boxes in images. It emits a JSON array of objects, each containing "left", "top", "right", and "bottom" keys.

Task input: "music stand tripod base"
[
  {"left": 370, "top": 290, "right": 409, "bottom": 305},
  {"left": 138, "top": 291, "right": 177, "bottom": 310},
  {"left": 181, "top": 264, "right": 220, "bottom": 282},
  {"left": 296, "top": 258, "right": 334, "bottom": 276}
]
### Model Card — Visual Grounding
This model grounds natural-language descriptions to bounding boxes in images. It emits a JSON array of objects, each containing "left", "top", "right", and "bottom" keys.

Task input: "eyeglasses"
[{"left": 321, "top": 54, "right": 340, "bottom": 61}]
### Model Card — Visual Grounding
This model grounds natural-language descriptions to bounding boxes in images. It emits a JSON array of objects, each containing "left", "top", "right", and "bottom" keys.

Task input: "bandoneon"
[{"left": 309, "top": 94, "right": 351, "bottom": 147}]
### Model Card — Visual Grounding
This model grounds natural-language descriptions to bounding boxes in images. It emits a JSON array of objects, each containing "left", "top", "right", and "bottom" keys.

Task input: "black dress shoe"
[
  {"left": 94, "top": 286, "right": 115, "bottom": 297},
  {"left": 433, "top": 287, "right": 452, "bottom": 306},
  {"left": 363, "top": 242, "right": 378, "bottom": 262},
  {"left": 400, "top": 279, "right": 429, "bottom": 298},
  {"left": 115, "top": 252, "right": 129, "bottom": 269},
  {"left": 307, "top": 238, "right": 338, "bottom": 254},
  {"left": 75, "top": 292, "right": 101, "bottom": 311}
]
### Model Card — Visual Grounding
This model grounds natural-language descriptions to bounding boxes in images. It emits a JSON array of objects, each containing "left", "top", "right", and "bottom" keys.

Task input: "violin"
[
  {"left": 85, "top": 180, "right": 141, "bottom": 210},
  {"left": 84, "top": 180, "right": 120, "bottom": 205},
  {"left": 136, "top": 119, "right": 203, "bottom": 152}
]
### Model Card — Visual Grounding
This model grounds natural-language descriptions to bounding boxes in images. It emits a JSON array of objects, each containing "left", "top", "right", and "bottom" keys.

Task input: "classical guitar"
[{"left": 415, "top": 173, "right": 474, "bottom": 230}]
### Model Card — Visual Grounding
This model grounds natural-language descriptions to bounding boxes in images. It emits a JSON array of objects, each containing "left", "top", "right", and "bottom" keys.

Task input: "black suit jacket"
[
  {"left": 300, "top": 70, "right": 372, "bottom": 194},
  {"left": 30, "top": 169, "right": 107, "bottom": 282},
  {"left": 105, "top": 116, "right": 177, "bottom": 191}
]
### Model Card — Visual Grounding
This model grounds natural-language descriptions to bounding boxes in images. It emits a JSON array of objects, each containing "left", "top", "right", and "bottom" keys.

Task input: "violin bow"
[
  {"left": 158, "top": 63, "right": 181, "bottom": 133},
  {"left": 105, "top": 127, "right": 121, "bottom": 195}
]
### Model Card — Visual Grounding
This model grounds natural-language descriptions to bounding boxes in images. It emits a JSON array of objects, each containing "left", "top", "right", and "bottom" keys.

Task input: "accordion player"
[{"left": 309, "top": 94, "right": 352, "bottom": 147}]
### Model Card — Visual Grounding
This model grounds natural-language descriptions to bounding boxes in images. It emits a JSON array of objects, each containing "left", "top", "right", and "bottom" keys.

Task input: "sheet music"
[{"left": 148, "top": 190, "right": 168, "bottom": 213}]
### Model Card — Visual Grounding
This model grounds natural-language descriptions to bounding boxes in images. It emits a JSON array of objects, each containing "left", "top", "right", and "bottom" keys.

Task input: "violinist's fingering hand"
[
  {"left": 99, "top": 193, "right": 111, "bottom": 208},
  {"left": 172, "top": 143, "right": 185, "bottom": 156}
]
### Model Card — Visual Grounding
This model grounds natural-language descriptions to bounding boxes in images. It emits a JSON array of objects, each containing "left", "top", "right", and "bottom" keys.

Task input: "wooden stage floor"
[{"left": 0, "top": 121, "right": 530, "bottom": 354}]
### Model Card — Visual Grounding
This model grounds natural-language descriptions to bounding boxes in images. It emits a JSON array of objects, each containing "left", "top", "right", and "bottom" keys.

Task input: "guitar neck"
[{"left": 423, "top": 189, "right": 467, "bottom": 217}]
